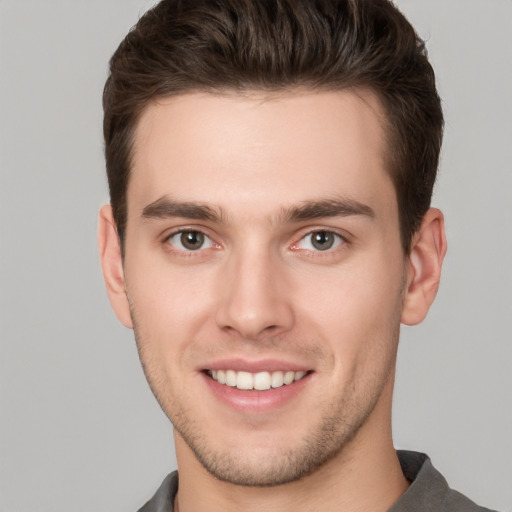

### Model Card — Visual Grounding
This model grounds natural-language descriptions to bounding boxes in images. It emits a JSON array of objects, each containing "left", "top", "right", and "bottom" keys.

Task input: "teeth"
[
  {"left": 237, "top": 371, "right": 254, "bottom": 390},
  {"left": 209, "top": 369, "right": 307, "bottom": 390},
  {"left": 283, "top": 371, "right": 295, "bottom": 385},
  {"left": 294, "top": 371, "right": 306, "bottom": 381},
  {"left": 254, "top": 372, "right": 271, "bottom": 390},
  {"left": 271, "top": 371, "right": 284, "bottom": 388},
  {"left": 225, "top": 370, "right": 237, "bottom": 387}
]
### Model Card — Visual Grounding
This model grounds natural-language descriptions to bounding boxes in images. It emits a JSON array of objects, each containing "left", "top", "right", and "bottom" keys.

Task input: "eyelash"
[
  {"left": 164, "top": 229, "right": 217, "bottom": 253},
  {"left": 291, "top": 230, "right": 346, "bottom": 253},
  {"left": 163, "top": 228, "right": 347, "bottom": 255}
]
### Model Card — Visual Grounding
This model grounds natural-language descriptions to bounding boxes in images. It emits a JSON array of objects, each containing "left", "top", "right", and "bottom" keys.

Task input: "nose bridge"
[{"left": 215, "top": 240, "right": 294, "bottom": 339}]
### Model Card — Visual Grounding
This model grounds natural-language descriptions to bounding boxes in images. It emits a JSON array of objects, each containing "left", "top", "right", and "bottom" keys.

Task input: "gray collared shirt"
[{"left": 137, "top": 451, "right": 497, "bottom": 512}]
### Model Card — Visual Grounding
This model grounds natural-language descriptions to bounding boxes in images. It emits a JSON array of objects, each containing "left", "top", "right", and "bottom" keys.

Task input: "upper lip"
[{"left": 200, "top": 358, "right": 312, "bottom": 373}]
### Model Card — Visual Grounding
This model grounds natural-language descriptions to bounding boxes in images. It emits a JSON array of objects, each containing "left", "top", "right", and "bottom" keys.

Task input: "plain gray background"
[{"left": 1, "top": 1, "right": 511, "bottom": 511}]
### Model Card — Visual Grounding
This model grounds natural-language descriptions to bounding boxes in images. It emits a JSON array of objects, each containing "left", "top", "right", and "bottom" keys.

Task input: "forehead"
[{"left": 129, "top": 89, "right": 395, "bottom": 220}]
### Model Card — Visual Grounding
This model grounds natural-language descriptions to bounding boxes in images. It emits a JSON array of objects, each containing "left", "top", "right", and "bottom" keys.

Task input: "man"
[{"left": 98, "top": 1, "right": 496, "bottom": 511}]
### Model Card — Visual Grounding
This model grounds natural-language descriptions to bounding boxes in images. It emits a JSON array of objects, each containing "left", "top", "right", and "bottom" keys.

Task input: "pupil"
[
  {"left": 181, "top": 231, "right": 204, "bottom": 250},
  {"left": 312, "top": 231, "right": 334, "bottom": 250}
]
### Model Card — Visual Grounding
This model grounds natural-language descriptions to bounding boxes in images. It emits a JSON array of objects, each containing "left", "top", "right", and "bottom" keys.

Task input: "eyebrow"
[
  {"left": 140, "top": 196, "right": 375, "bottom": 224},
  {"left": 282, "top": 198, "right": 375, "bottom": 223},
  {"left": 141, "top": 196, "right": 222, "bottom": 222}
]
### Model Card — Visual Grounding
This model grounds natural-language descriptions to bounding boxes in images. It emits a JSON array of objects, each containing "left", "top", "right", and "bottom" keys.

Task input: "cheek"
[
  {"left": 125, "top": 262, "right": 217, "bottom": 408},
  {"left": 124, "top": 254, "right": 217, "bottom": 355},
  {"left": 294, "top": 254, "right": 404, "bottom": 354}
]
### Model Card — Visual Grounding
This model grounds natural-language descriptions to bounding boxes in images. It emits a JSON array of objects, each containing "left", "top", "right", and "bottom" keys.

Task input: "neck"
[{"left": 173, "top": 378, "right": 409, "bottom": 512}]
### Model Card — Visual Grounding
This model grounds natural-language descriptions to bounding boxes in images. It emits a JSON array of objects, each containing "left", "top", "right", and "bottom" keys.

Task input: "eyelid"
[
  {"left": 290, "top": 229, "right": 348, "bottom": 252},
  {"left": 163, "top": 227, "right": 220, "bottom": 252}
]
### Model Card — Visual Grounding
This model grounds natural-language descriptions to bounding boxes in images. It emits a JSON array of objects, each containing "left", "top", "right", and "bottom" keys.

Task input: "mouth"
[{"left": 206, "top": 369, "right": 308, "bottom": 391}]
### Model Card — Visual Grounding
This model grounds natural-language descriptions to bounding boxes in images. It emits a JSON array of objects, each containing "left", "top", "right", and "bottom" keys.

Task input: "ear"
[
  {"left": 98, "top": 204, "right": 133, "bottom": 328},
  {"left": 401, "top": 208, "right": 447, "bottom": 326}
]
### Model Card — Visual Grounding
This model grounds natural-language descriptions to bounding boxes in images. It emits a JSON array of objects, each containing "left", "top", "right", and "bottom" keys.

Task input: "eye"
[
  {"left": 166, "top": 230, "right": 214, "bottom": 251},
  {"left": 296, "top": 230, "right": 344, "bottom": 251}
]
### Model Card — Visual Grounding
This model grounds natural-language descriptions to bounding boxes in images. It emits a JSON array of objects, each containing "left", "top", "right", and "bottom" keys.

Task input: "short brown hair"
[{"left": 103, "top": 0, "right": 443, "bottom": 253}]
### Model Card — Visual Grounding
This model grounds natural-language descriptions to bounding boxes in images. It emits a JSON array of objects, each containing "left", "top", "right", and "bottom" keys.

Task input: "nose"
[{"left": 215, "top": 248, "right": 295, "bottom": 341}]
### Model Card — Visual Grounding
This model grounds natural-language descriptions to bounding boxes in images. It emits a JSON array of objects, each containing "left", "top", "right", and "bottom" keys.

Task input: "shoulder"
[
  {"left": 391, "top": 451, "right": 498, "bottom": 512},
  {"left": 137, "top": 471, "right": 178, "bottom": 512},
  {"left": 442, "top": 488, "right": 497, "bottom": 512}
]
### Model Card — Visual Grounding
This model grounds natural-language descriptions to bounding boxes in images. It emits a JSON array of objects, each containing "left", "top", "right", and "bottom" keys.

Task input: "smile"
[{"left": 208, "top": 369, "right": 307, "bottom": 391}]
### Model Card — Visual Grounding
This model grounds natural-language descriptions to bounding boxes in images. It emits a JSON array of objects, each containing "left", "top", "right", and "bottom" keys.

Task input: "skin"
[{"left": 99, "top": 90, "right": 446, "bottom": 512}]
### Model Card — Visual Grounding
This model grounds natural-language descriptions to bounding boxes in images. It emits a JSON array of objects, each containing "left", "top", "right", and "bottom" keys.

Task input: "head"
[
  {"left": 103, "top": 0, "right": 443, "bottom": 255},
  {"left": 99, "top": 0, "right": 446, "bottom": 488}
]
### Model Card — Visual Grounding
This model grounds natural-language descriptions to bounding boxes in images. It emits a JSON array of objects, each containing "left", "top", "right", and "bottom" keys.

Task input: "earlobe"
[
  {"left": 98, "top": 204, "right": 133, "bottom": 328},
  {"left": 401, "top": 208, "right": 447, "bottom": 326}
]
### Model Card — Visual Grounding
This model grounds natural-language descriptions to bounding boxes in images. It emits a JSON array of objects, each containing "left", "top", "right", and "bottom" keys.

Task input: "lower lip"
[{"left": 202, "top": 372, "right": 311, "bottom": 414}]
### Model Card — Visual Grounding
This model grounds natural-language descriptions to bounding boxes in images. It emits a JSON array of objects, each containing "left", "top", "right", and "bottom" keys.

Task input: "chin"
[{"left": 173, "top": 403, "right": 370, "bottom": 488}]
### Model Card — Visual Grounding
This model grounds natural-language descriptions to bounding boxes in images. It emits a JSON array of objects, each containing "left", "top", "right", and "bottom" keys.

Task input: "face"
[{"left": 120, "top": 90, "right": 407, "bottom": 485}]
